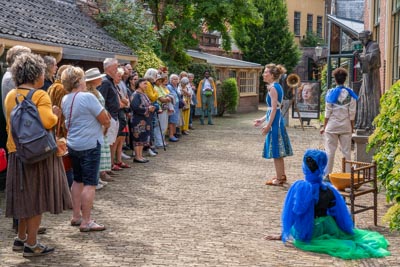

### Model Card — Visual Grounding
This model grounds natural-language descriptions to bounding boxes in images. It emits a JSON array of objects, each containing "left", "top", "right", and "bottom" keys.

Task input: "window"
[
  {"left": 374, "top": 0, "right": 380, "bottom": 46},
  {"left": 216, "top": 69, "right": 221, "bottom": 80},
  {"left": 238, "top": 71, "right": 256, "bottom": 94},
  {"left": 229, "top": 70, "right": 236, "bottom": 78},
  {"left": 374, "top": 0, "right": 380, "bottom": 25},
  {"left": 307, "top": 14, "right": 313, "bottom": 33},
  {"left": 396, "top": 0, "right": 400, "bottom": 11},
  {"left": 294, "top": 12, "right": 301, "bottom": 36},
  {"left": 317, "top": 16, "right": 323, "bottom": 38}
]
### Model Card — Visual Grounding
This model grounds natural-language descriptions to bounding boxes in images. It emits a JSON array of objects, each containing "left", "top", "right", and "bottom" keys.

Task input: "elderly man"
[
  {"left": 97, "top": 58, "right": 121, "bottom": 172},
  {"left": 353, "top": 30, "right": 381, "bottom": 131}
]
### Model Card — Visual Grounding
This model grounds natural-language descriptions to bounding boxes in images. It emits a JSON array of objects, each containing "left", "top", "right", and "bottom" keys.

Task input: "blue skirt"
[{"left": 263, "top": 110, "right": 293, "bottom": 159}]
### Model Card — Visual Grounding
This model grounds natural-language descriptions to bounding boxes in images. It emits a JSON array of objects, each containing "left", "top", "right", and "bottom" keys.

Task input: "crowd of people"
[
  {"left": 0, "top": 45, "right": 390, "bottom": 260},
  {"left": 0, "top": 45, "right": 218, "bottom": 257}
]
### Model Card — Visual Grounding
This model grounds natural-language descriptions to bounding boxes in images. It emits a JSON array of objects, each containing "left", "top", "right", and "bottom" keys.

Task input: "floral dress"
[{"left": 130, "top": 91, "right": 152, "bottom": 146}]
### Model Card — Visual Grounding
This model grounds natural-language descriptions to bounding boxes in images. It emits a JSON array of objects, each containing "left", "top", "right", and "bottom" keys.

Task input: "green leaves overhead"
[
  {"left": 232, "top": 0, "right": 300, "bottom": 73},
  {"left": 96, "top": 0, "right": 159, "bottom": 52},
  {"left": 146, "top": 0, "right": 261, "bottom": 66}
]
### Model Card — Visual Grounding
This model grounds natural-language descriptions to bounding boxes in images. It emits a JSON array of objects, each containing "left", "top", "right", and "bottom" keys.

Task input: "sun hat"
[
  {"left": 85, "top": 68, "right": 106, "bottom": 82},
  {"left": 155, "top": 73, "right": 165, "bottom": 81}
]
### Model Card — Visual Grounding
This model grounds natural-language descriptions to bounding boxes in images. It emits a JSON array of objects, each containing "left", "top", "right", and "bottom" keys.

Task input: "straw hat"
[
  {"left": 155, "top": 73, "right": 165, "bottom": 81},
  {"left": 85, "top": 68, "right": 106, "bottom": 82}
]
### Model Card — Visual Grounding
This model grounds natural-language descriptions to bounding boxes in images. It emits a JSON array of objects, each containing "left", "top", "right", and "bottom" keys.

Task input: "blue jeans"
[{"left": 68, "top": 142, "right": 101, "bottom": 186}]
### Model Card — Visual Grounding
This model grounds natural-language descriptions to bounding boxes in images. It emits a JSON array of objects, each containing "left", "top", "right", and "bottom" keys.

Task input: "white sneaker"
[
  {"left": 96, "top": 183, "right": 104, "bottom": 190},
  {"left": 146, "top": 149, "right": 157, "bottom": 157},
  {"left": 99, "top": 178, "right": 108, "bottom": 186},
  {"left": 121, "top": 152, "right": 131, "bottom": 160}
]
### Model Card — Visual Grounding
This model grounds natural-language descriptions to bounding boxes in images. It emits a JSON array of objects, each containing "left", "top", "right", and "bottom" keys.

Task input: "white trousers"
[{"left": 324, "top": 131, "right": 352, "bottom": 174}]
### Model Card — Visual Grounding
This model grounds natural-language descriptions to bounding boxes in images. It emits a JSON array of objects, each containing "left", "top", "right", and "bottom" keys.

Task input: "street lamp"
[
  {"left": 142, "top": 2, "right": 154, "bottom": 23},
  {"left": 315, "top": 45, "right": 323, "bottom": 60},
  {"left": 314, "top": 45, "right": 323, "bottom": 80}
]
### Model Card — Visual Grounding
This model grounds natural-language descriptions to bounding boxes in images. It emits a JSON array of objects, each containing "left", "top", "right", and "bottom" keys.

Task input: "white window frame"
[{"left": 238, "top": 71, "right": 257, "bottom": 95}]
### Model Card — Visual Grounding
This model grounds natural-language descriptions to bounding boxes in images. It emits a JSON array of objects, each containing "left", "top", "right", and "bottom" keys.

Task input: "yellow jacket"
[
  {"left": 144, "top": 81, "right": 159, "bottom": 102},
  {"left": 5, "top": 88, "right": 58, "bottom": 152},
  {"left": 196, "top": 78, "right": 217, "bottom": 108}
]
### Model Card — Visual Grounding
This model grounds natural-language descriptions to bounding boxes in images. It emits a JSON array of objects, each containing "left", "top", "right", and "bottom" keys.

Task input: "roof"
[
  {"left": 0, "top": 0, "right": 135, "bottom": 60},
  {"left": 327, "top": 15, "right": 364, "bottom": 38},
  {"left": 186, "top": 49, "right": 263, "bottom": 69}
]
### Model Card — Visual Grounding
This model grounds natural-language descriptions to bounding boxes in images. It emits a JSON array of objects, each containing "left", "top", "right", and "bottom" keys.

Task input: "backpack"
[{"left": 10, "top": 89, "right": 57, "bottom": 164}]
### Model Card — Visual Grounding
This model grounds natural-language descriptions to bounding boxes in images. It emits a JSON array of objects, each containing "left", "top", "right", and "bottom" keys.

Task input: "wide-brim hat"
[
  {"left": 155, "top": 73, "right": 166, "bottom": 81},
  {"left": 85, "top": 68, "right": 106, "bottom": 82}
]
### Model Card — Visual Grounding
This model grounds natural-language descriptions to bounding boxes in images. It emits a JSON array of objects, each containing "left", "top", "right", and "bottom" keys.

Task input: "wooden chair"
[{"left": 339, "top": 158, "right": 378, "bottom": 226}]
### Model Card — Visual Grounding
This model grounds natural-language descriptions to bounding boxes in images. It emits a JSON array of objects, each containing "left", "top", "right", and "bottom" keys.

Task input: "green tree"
[
  {"left": 96, "top": 0, "right": 165, "bottom": 73},
  {"left": 147, "top": 0, "right": 260, "bottom": 68},
  {"left": 232, "top": 0, "right": 301, "bottom": 73},
  {"left": 96, "top": 0, "right": 159, "bottom": 52}
]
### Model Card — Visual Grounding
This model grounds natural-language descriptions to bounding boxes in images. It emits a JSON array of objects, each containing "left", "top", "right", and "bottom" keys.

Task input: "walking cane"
[{"left": 155, "top": 111, "right": 166, "bottom": 151}]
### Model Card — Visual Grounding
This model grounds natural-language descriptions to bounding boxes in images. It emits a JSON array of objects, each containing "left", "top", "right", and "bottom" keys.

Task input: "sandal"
[
  {"left": 111, "top": 164, "right": 122, "bottom": 171},
  {"left": 70, "top": 218, "right": 82, "bottom": 226},
  {"left": 79, "top": 221, "right": 106, "bottom": 232},
  {"left": 265, "top": 175, "right": 287, "bottom": 186},
  {"left": 116, "top": 162, "right": 131, "bottom": 168}
]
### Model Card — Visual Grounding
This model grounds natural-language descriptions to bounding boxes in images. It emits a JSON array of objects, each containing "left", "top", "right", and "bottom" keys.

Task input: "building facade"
[
  {"left": 365, "top": 0, "right": 394, "bottom": 93},
  {"left": 286, "top": 0, "right": 327, "bottom": 44},
  {"left": 186, "top": 50, "right": 263, "bottom": 113}
]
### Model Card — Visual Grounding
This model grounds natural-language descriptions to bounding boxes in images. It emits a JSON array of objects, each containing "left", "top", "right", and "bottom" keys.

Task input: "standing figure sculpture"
[{"left": 353, "top": 30, "right": 381, "bottom": 130}]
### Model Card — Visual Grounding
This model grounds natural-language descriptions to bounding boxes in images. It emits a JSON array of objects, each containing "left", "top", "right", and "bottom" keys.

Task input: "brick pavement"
[{"left": 0, "top": 109, "right": 399, "bottom": 266}]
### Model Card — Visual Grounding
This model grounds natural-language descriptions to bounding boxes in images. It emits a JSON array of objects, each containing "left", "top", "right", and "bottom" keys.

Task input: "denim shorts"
[{"left": 68, "top": 142, "right": 101, "bottom": 186}]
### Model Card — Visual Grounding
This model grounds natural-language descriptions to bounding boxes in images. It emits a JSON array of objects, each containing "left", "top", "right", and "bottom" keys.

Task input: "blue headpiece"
[
  {"left": 281, "top": 149, "right": 354, "bottom": 243},
  {"left": 326, "top": 86, "right": 358, "bottom": 104}
]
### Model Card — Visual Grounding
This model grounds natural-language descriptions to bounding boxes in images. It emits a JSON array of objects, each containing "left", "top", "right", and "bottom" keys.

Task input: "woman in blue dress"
[{"left": 254, "top": 64, "right": 293, "bottom": 186}]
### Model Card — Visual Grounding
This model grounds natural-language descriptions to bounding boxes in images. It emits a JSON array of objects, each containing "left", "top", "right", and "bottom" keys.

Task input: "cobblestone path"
[{"left": 0, "top": 110, "right": 399, "bottom": 266}]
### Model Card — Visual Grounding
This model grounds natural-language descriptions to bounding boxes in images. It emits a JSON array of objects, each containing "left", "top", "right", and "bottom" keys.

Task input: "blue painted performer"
[
  {"left": 265, "top": 149, "right": 390, "bottom": 260},
  {"left": 254, "top": 63, "right": 293, "bottom": 186}
]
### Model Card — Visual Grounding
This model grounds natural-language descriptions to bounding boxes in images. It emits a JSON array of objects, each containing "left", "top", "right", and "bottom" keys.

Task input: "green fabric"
[{"left": 293, "top": 216, "right": 390, "bottom": 260}]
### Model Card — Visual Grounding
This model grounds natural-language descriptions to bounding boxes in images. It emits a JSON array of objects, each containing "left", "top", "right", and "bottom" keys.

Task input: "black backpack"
[{"left": 10, "top": 89, "right": 57, "bottom": 164}]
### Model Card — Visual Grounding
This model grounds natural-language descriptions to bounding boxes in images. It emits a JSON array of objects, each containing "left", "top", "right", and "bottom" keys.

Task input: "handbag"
[
  {"left": 61, "top": 92, "right": 79, "bottom": 171},
  {"left": 56, "top": 120, "right": 67, "bottom": 157},
  {"left": 204, "top": 90, "right": 213, "bottom": 97},
  {"left": 0, "top": 148, "right": 7, "bottom": 172},
  {"left": 178, "top": 96, "right": 185, "bottom": 109}
]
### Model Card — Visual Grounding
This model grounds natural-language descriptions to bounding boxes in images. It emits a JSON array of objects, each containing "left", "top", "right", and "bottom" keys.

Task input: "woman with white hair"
[
  {"left": 142, "top": 68, "right": 159, "bottom": 156},
  {"left": 179, "top": 77, "right": 191, "bottom": 135},
  {"left": 166, "top": 74, "right": 180, "bottom": 142}
]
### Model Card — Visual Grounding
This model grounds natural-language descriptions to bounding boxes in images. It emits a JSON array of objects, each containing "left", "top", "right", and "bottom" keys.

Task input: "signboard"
[{"left": 292, "top": 81, "right": 321, "bottom": 119}]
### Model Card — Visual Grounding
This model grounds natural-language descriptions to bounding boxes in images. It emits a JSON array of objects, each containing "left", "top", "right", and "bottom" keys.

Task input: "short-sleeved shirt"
[
  {"left": 62, "top": 92, "right": 104, "bottom": 151},
  {"left": 325, "top": 88, "right": 357, "bottom": 134}
]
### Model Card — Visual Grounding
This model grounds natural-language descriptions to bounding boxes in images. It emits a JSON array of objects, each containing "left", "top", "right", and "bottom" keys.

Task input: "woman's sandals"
[{"left": 265, "top": 175, "right": 287, "bottom": 186}]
